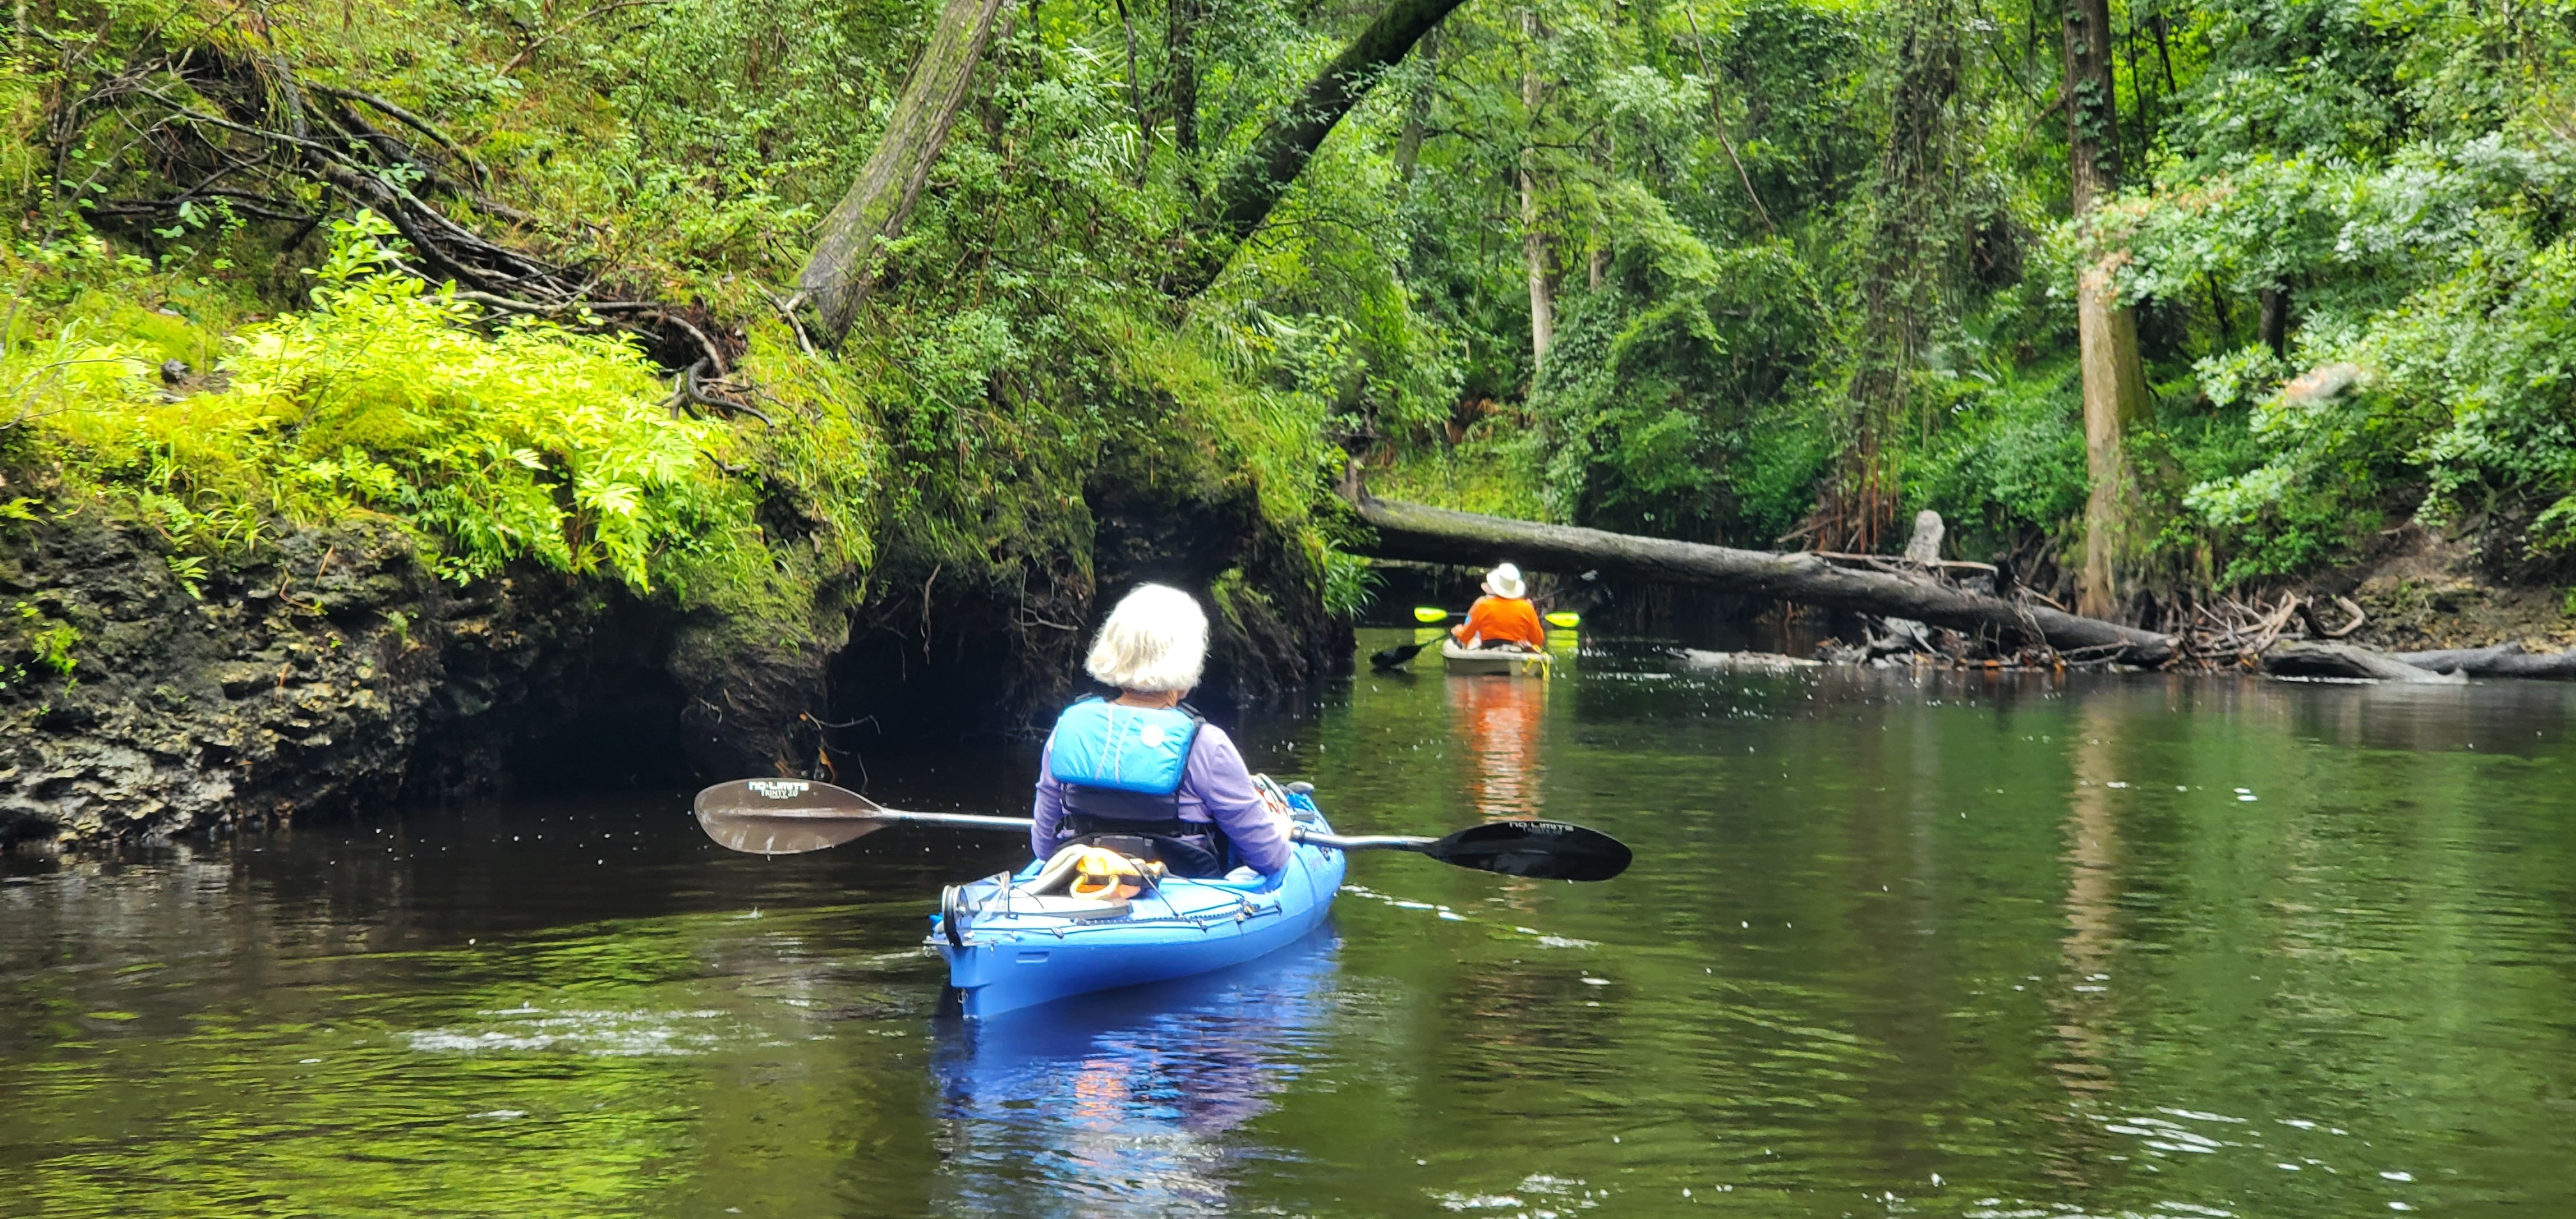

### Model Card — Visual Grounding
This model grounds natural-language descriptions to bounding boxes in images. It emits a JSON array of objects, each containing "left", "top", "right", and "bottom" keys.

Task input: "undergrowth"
[{"left": 4, "top": 217, "right": 857, "bottom": 623}]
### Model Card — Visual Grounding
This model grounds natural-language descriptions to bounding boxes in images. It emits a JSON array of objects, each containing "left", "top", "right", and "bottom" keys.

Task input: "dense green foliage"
[
  {"left": 6, "top": 0, "right": 2575, "bottom": 634},
  {"left": 20, "top": 218, "right": 824, "bottom": 607},
  {"left": 1347, "top": 0, "right": 2576, "bottom": 586}
]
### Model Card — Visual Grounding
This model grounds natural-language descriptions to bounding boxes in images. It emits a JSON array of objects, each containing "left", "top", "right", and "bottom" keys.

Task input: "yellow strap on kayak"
[{"left": 1066, "top": 846, "right": 1164, "bottom": 900}]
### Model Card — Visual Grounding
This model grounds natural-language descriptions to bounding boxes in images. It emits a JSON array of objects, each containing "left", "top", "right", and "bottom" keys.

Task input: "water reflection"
[
  {"left": 6, "top": 645, "right": 2576, "bottom": 1216},
  {"left": 1447, "top": 669, "right": 1549, "bottom": 820},
  {"left": 926, "top": 932, "right": 1340, "bottom": 1217},
  {"left": 2046, "top": 702, "right": 2129, "bottom": 1185}
]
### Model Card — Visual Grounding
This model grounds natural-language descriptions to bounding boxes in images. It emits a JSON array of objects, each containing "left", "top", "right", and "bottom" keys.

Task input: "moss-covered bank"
[{"left": 0, "top": 239, "right": 1356, "bottom": 847}]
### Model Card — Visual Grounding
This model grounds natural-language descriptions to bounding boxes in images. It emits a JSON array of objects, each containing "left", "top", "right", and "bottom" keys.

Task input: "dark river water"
[{"left": 6, "top": 630, "right": 2576, "bottom": 1217}]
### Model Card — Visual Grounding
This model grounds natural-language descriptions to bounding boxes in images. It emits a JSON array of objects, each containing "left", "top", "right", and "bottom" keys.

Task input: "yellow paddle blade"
[
  {"left": 1545, "top": 611, "right": 1581, "bottom": 629},
  {"left": 1413, "top": 606, "right": 1450, "bottom": 623}
]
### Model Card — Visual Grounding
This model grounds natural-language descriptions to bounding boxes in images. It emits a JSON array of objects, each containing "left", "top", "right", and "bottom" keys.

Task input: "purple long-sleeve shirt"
[{"left": 1031, "top": 722, "right": 1293, "bottom": 874}]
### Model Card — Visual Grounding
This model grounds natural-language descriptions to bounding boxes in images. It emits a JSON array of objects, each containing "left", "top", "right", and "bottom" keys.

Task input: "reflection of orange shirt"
[
  {"left": 1452, "top": 675, "right": 1545, "bottom": 821},
  {"left": 1452, "top": 595, "right": 1545, "bottom": 650}
]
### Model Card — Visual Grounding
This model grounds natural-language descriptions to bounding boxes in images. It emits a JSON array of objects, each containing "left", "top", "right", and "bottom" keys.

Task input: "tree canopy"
[{"left": 6, "top": 0, "right": 2575, "bottom": 634}]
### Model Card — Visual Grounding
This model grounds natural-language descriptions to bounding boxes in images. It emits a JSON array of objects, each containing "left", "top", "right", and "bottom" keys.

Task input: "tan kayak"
[{"left": 1441, "top": 640, "right": 1552, "bottom": 677}]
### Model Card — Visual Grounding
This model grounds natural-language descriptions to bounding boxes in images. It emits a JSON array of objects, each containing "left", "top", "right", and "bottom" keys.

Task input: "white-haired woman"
[{"left": 1029, "top": 583, "right": 1292, "bottom": 877}]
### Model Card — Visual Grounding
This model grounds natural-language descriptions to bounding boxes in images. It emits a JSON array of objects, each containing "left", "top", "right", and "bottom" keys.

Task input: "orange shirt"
[{"left": 1452, "top": 595, "right": 1546, "bottom": 650}]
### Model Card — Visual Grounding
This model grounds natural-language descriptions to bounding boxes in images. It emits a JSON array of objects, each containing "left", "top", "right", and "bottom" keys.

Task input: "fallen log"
[
  {"left": 2398, "top": 641, "right": 2520, "bottom": 673},
  {"left": 1347, "top": 493, "right": 2178, "bottom": 663},
  {"left": 2263, "top": 640, "right": 2464, "bottom": 684},
  {"left": 2398, "top": 640, "right": 2576, "bottom": 678}
]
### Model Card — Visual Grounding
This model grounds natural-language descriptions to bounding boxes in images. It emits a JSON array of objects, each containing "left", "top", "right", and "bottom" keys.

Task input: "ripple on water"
[{"left": 403, "top": 1006, "right": 737, "bottom": 1056}]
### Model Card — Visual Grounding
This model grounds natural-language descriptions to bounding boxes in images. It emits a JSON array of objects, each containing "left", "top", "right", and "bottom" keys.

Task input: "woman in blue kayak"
[{"left": 1030, "top": 583, "right": 1294, "bottom": 878}]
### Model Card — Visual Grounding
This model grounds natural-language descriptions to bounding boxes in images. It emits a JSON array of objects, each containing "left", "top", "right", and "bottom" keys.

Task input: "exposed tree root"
[{"left": 40, "top": 34, "right": 728, "bottom": 371}]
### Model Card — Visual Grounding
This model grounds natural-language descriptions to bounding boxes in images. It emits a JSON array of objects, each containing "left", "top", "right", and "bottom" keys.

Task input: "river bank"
[
  {"left": 0, "top": 457, "right": 1347, "bottom": 848},
  {"left": 21, "top": 456, "right": 2576, "bottom": 848}
]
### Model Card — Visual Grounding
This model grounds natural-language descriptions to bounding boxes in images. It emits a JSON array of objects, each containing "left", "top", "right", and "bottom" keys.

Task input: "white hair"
[{"left": 1085, "top": 583, "right": 1209, "bottom": 693}]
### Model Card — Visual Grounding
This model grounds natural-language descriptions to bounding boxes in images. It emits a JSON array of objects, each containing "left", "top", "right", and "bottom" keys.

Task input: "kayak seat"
[{"left": 1059, "top": 831, "right": 1226, "bottom": 879}]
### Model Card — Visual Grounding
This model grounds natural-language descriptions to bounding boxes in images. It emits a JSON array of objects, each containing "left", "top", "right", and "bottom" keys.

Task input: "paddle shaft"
[
  {"left": 746, "top": 807, "right": 1035, "bottom": 832},
  {"left": 769, "top": 808, "right": 1441, "bottom": 854},
  {"left": 1293, "top": 829, "right": 1438, "bottom": 852},
  {"left": 694, "top": 778, "right": 1629, "bottom": 879}
]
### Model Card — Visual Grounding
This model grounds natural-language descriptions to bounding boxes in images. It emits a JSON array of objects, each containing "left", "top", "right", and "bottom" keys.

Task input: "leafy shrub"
[
  {"left": 1902, "top": 359, "right": 2087, "bottom": 560},
  {"left": 19, "top": 217, "right": 796, "bottom": 613},
  {"left": 1530, "top": 190, "right": 1828, "bottom": 542}
]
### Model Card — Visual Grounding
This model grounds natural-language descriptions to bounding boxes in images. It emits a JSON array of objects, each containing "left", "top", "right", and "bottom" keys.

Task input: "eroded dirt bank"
[{"left": 1, "top": 471, "right": 1344, "bottom": 847}]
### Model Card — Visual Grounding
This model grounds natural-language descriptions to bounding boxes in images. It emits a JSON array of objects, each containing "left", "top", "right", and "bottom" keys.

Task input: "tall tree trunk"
[
  {"left": 2062, "top": 0, "right": 2149, "bottom": 619},
  {"left": 1163, "top": 0, "right": 1202, "bottom": 183},
  {"left": 1521, "top": 166, "right": 1555, "bottom": 362},
  {"left": 2257, "top": 284, "right": 2290, "bottom": 355},
  {"left": 1171, "top": 0, "right": 1470, "bottom": 297},
  {"left": 1394, "top": 94, "right": 1427, "bottom": 186},
  {"left": 1520, "top": 10, "right": 1556, "bottom": 365},
  {"left": 1394, "top": 27, "right": 1434, "bottom": 187},
  {"left": 1113, "top": 0, "right": 1149, "bottom": 181},
  {"left": 2077, "top": 257, "right": 2151, "bottom": 618},
  {"left": 795, "top": 0, "right": 1009, "bottom": 341}
]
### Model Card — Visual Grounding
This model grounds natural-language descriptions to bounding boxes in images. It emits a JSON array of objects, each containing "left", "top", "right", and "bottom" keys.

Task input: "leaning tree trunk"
[
  {"left": 1169, "top": 0, "right": 1471, "bottom": 298},
  {"left": 2062, "top": 0, "right": 2151, "bottom": 619},
  {"left": 797, "top": 0, "right": 1011, "bottom": 341},
  {"left": 1348, "top": 493, "right": 2178, "bottom": 661}
]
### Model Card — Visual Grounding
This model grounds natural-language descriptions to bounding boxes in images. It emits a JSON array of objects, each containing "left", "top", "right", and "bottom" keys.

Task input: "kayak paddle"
[
  {"left": 694, "top": 779, "right": 1031, "bottom": 855},
  {"left": 1370, "top": 640, "right": 1431, "bottom": 670},
  {"left": 1413, "top": 605, "right": 1581, "bottom": 629},
  {"left": 692, "top": 778, "right": 1632, "bottom": 880},
  {"left": 1292, "top": 820, "right": 1630, "bottom": 881}
]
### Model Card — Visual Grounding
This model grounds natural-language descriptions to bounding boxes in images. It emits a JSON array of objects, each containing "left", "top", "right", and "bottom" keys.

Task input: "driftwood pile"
[
  {"left": 1827, "top": 583, "right": 2389, "bottom": 674},
  {"left": 1345, "top": 487, "right": 2576, "bottom": 682}
]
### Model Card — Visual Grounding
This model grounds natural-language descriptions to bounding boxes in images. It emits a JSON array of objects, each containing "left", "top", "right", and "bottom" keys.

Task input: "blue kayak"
[{"left": 928, "top": 789, "right": 1346, "bottom": 1019}]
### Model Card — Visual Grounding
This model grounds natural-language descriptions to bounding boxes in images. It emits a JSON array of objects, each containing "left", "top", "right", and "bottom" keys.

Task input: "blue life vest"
[
  {"left": 1048, "top": 698, "right": 1203, "bottom": 822},
  {"left": 1044, "top": 698, "right": 1235, "bottom": 877}
]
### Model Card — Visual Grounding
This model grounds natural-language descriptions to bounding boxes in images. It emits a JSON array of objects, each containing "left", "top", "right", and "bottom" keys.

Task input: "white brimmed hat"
[
  {"left": 1084, "top": 583, "right": 1208, "bottom": 693},
  {"left": 1483, "top": 563, "right": 1528, "bottom": 599}
]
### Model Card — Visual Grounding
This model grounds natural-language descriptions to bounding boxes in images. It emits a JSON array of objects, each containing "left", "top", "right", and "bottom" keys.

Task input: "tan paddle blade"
[{"left": 694, "top": 778, "right": 891, "bottom": 855}]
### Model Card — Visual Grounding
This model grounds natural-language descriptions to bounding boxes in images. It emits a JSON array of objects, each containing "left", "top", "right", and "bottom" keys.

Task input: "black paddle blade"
[
  {"left": 1423, "top": 820, "right": 1632, "bottom": 882},
  {"left": 694, "top": 778, "right": 889, "bottom": 855},
  {"left": 1369, "top": 641, "right": 1429, "bottom": 670}
]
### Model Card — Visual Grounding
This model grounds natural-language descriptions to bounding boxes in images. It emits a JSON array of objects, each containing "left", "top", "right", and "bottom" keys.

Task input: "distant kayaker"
[
  {"left": 1452, "top": 562, "right": 1547, "bottom": 652},
  {"left": 1030, "top": 583, "right": 1294, "bottom": 878}
]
